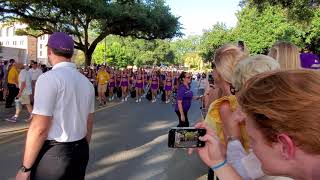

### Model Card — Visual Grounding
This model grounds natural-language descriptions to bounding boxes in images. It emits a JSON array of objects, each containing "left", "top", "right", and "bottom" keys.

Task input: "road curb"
[{"left": 0, "top": 101, "right": 123, "bottom": 135}]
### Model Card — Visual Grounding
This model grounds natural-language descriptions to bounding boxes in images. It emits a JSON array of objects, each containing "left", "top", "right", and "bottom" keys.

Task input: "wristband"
[{"left": 211, "top": 159, "right": 227, "bottom": 171}]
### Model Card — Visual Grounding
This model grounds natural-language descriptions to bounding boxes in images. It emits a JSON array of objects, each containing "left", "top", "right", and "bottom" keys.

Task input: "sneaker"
[
  {"left": 109, "top": 97, "right": 112, "bottom": 101},
  {"left": 112, "top": 96, "right": 114, "bottom": 100},
  {"left": 125, "top": 97, "right": 128, "bottom": 101},
  {"left": 5, "top": 116, "right": 17, "bottom": 123},
  {"left": 139, "top": 98, "right": 142, "bottom": 102},
  {"left": 121, "top": 98, "right": 124, "bottom": 102},
  {"left": 136, "top": 99, "right": 139, "bottom": 103}
]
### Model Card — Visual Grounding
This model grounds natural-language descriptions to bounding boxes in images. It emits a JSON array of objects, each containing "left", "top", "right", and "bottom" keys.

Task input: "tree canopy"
[
  {"left": 242, "top": 0, "right": 320, "bottom": 22},
  {"left": 0, "top": 0, "right": 182, "bottom": 66}
]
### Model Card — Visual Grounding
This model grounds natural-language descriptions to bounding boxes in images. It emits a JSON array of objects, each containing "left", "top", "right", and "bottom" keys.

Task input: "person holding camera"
[{"left": 193, "top": 70, "right": 320, "bottom": 180}]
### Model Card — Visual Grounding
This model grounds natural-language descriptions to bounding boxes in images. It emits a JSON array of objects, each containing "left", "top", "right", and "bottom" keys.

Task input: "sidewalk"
[{"left": 0, "top": 99, "right": 122, "bottom": 135}]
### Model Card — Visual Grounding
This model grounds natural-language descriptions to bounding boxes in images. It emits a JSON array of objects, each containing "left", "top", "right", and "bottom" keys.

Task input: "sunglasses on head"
[{"left": 185, "top": 76, "right": 191, "bottom": 79}]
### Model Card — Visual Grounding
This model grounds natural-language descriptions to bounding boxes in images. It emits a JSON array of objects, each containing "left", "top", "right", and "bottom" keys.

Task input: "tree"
[
  {"left": 242, "top": 0, "right": 320, "bottom": 22},
  {"left": 200, "top": 23, "right": 234, "bottom": 61},
  {"left": 0, "top": 0, "right": 182, "bottom": 66}
]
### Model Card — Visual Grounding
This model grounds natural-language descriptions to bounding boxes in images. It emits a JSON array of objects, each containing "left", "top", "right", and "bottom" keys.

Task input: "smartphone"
[{"left": 168, "top": 127, "right": 206, "bottom": 148}]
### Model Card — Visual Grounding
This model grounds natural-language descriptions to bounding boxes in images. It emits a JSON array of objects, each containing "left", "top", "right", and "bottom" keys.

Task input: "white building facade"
[{"left": 0, "top": 23, "right": 49, "bottom": 65}]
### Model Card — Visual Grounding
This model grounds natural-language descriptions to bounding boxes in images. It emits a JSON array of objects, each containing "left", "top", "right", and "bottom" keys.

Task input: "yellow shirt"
[
  {"left": 96, "top": 71, "right": 110, "bottom": 85},
  {"left": 204, "top": 95, "right": 250, "bottom": 151},
  {"left": 8, "top": 66, "right": 19, "bottom": 85}
]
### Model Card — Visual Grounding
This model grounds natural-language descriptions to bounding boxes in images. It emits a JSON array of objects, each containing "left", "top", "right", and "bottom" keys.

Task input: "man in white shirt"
[
  {"left": 5, "top": 63, "right": 33, "bottom": 123},
  {"left": 28, "top": 61, "right": 42, "bottom": 104},
  {"left": 16, "top": 32, "right": 95, "bottom": 180}
]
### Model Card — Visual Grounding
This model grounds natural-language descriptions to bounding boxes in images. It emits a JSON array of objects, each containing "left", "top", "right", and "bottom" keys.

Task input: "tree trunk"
[{"left": 85, "top": 52, "right": 92, "bottom": 67}]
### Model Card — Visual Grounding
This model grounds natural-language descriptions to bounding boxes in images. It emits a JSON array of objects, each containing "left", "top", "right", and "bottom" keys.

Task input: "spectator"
[
  {"left": 28, "top": 61, "right": 42, "bottom": 104},
  {"left": 16, "top": 32, "right": 94, "bottom": 180},
  {"left": 204, "top": 44, "right": 249, "bottom": 149},
  {"left": 175, "top": 72, "right": 202, "bottom": 127},
  {"left": 268, "top": 41, "right": 300, "bottom": 70},
  {"left": 6, "top": 59, "right": 19, "bottom": 108},
  {"left": 6, "top": 63, "right": 33, "bottom": 122},
  {"left": 195, "top": 70, "right": 320, "bottom": 180}
]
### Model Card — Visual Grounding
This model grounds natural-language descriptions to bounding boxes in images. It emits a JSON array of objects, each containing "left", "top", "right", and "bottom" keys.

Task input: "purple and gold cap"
[
  {"left": 300, "top": 53, "right": 320, "bottom": 69},
  {"left": 47, "top": 32, "right": 74, "bottom": 53}
]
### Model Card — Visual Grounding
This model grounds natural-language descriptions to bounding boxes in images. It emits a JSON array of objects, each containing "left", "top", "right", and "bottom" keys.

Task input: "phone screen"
[{"left": 168, "top": 128, "right": 206, "bottom": 148}]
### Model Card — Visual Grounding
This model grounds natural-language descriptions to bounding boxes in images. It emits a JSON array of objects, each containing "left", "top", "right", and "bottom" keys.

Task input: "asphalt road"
[{"left": 0, "top": 86, "right": 207, "bottom": 180}]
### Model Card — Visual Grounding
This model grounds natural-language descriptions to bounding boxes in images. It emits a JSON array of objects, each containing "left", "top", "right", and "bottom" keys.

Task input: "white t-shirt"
[
  {"left": 29, "top": 68, "right": 43, "bottom": 81},
  {"left": 32, "top": 62, "right": 95, "bottom": 142},
  {"left": 198, "top": 78, "right": 207, "bottom": 90},
  {"left": 19, "top": 69, "right": 32, "bottom": 96}
]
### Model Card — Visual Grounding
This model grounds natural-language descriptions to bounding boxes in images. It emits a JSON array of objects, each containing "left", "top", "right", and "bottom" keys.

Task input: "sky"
[{"left": 165, "top": 0, "right": 241, "bottom": 36}]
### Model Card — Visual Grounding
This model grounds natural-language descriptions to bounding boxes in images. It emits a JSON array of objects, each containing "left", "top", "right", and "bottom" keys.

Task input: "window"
[
  {"left": 6, "top": 28, "right": 9, "bottom": 37},
  {"left": 12, "top": 27, "right": 16, "bottom": 36},
  {"left": 0, "top": 41, "right": 2, "bottom": 45},
  {"left": 13, "top": 41, "right": 17, "bottom": 46},
  {"left": 40, "top": 44, "right": 43, "bottom": 49},
  {"left": 40, "top": 51, "right": 42, "bottom": 57},
  {"left": 20, "top": 40, "right": 24, "bottom": 45},
  {"left": 6, "top": 41, "right": 9, "bottom": 45}
]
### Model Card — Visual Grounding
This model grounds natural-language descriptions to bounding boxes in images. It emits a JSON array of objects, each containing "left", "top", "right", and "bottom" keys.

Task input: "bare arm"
[
  {"left": 86, "top": 113, "right": 94, "bottom": 143},
  {"left": 177, "top": 100, "right": 184, "bottom": 116},
  {"left": 219, "top": 102, "right": 242, "bottom": 144},
  {"left": 22, "top": 114, "right": 52, "bottom": 168},
  {"left": 19, "top": 81, "right": 26, "bottom": 95}
]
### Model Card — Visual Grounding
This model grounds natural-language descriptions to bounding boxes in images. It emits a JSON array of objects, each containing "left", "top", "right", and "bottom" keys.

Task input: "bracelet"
[{"left": 211, "top": 159, "right": 227, "bottom": 171}]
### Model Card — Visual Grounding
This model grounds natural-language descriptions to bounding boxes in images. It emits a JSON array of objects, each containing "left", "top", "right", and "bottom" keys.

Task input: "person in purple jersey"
[
  {"left": 120, "top": 69, "right": 130, "bottom": 102},
  {"left": 108, "top": 70, "right": 116, "bottom": 101},
  {"left": 135, "top": 69, "right": 144, "bottom": 103},
  {"left": 164, "top": 71, "right": 174, "bottom": 104},
  {"left": 150, "top": 71, "right": 159, "bottom": 103},
  {"left": 175, "top": 72, "right": 201, "bottom": 127}
]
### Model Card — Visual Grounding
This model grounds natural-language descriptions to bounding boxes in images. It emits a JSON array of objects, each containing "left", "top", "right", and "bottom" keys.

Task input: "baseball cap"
[
  {"left": 47, "top": 32, "right": 74, "bottom": 53},
  {"left": 300, "top": 53, "right": 320, "bottom": 69}
]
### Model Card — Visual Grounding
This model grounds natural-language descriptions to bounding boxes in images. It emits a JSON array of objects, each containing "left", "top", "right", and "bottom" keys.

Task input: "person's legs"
[
  {"left": 109, "top": 87, "right": 114, "bottom": 100},
  {"left": 123, "top": 87, "right": 128, "bottom": 101},
  {"left": 121, "top": 86, "right": 125, "bottom": 101},
  {"left": 6, "top": 84, "right": 16, "bottom": 107},
  {"left": 135, "top": 87, "right": 139, "bottom": 102}
]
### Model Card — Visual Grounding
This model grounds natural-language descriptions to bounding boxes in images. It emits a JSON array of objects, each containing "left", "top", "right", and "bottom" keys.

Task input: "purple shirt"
[{"left": 175, "top": 84, "right": 193, "bottom": 112}]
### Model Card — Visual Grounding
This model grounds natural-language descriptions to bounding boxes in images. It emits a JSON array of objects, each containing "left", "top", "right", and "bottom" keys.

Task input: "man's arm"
[
  {"left": 86, "top": 113, "right": 94, "bottom": 143},
  {"left": 22, "top": 114, "right": 52, "bottom": 168}
]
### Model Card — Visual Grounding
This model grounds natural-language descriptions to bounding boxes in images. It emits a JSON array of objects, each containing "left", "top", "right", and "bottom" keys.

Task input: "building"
[{"left": 0, "top": 23, "right": 50, "bottom": 65}]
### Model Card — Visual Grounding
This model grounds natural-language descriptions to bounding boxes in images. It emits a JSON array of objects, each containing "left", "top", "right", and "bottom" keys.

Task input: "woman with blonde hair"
[
  {"left": 194, "top": 70, "right": 320, "bottom": 180},
  {"left": 268, "top": 41, "right": 300, "bottom": 70},
  {"left": 204, "top": 44, "right": 249, "bottom": 148}
]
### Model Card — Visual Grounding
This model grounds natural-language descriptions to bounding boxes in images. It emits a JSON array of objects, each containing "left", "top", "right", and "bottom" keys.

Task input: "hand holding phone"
[
  {"left": 191, "top": 122, "right": 227, "bottom": 168},
  {"left": 168, "top": 127, "right": 206, "bottom": 148}
]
